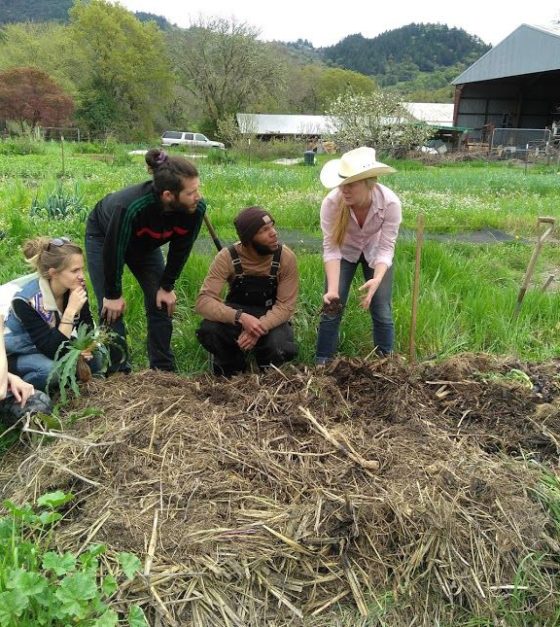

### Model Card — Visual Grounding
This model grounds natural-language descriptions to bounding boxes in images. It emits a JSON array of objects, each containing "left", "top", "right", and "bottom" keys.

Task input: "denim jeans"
[
  {"left": 315, "top": 256, "right": 394, "bottom": 363},
  {"left": 11, "top": 352, "right": 103, "bottom": 392},
  {"left": 85, "top": 233, "right": 175, "bottom": 372}
]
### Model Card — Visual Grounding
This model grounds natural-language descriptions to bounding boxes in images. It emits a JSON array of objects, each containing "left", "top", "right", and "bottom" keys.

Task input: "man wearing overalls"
[{"left": 195, "top": 206, "right": 298, "bottom": 376}]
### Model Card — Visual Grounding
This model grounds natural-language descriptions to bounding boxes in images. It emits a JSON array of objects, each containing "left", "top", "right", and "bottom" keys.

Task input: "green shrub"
[
  {"left": 206, "top": 148, "right": 235, "bottom": 165},
  {"left": 0, "top": 139, "right": 46, "bottom": 156}
]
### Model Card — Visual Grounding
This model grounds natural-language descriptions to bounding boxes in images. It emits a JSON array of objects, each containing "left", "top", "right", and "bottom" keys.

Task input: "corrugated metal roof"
[
  {"left": 453, "top": 23, "right": 560, "bottom": 85},
  {"left": 401, "top": 103, "right": 454, "bottom": 127},
  {"left": 236, "top": 114, "right": 335, "bottom": 135},
  {"left": 236, "top": 105, "right": 452, "bottom": 135}
]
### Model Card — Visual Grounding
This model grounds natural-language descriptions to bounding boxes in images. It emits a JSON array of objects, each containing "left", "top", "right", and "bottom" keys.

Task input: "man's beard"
[
  {"left": 252, "top": 241, "right": 278, "bottom": 256},
  {"left": 165, "top": 198, "right": 195, "bottom": 213}
]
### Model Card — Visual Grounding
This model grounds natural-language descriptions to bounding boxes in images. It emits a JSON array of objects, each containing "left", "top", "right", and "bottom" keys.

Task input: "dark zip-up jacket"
[{"left": 86, "top": 181, "right": 206, "bottom": 299}]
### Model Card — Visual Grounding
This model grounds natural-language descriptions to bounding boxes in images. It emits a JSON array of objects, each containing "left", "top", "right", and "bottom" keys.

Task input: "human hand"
[
  {"left": 237, "top": 330, "right": 259, "bottom": 351},
  {"left": 101, "top": 297, "right": 126, "bottom": 324},
  {"left": 67, "top": 286, "right": 88, "bottom": 315},
  {"left": 239, "top": 313, "right": 266, "bottom": 338},
  {"left": 359, "top": 277, "right": 381, "bottom": 309},
  {"left": 7, "top": 373, "right": 34, "bottom": 407},
  {"left": 323, "top": 291, "right": 339, "bottom": 305},
  {"left": 156, "top": 288, "right": 177, "bottom": 317}
]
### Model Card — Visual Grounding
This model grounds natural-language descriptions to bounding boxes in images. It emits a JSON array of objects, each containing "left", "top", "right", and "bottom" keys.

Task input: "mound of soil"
[{"left": 1, "top": 355, "right": 559, "bottom": 625}]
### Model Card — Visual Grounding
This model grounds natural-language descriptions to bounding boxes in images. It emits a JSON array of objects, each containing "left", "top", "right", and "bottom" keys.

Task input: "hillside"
[
  {"left": 322, "top": 23, "right": 490, "bottom": 85},
  {"left": 0, "top": 0, "right": 174, "bottom": 28},
  {"left": 0, "top": 0, "right": 73, "bottom": 23}
]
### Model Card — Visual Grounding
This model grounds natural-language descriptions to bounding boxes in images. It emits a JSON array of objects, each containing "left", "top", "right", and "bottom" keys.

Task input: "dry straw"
[{"left": 1, "top": 355, "right": 559, "bottom": 625}]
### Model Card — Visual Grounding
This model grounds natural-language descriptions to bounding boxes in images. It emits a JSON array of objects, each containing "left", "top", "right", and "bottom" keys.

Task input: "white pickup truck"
[{"left": 161, "top": 131, "right": 225, "bottom": 150}]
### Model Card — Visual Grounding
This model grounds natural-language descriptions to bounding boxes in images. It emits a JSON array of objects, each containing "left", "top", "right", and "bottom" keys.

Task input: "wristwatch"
[{"left": 234, "top": 309, "right": 243, "bottom": 324}]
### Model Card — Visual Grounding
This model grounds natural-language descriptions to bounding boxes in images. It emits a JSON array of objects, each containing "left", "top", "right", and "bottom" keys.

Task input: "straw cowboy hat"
[{"left": 319, "top": 146, "right": 396, "bottom": 189}]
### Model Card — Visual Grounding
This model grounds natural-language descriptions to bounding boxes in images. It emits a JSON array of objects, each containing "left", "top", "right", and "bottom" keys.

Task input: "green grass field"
[{"left": 0, "top": 142, "right": 558, "bottom": 375}]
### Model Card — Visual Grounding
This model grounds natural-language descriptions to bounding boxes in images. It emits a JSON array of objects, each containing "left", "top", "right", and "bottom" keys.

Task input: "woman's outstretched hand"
[{"left": 359, "top": 277, "right": 381, "bottom": 309}]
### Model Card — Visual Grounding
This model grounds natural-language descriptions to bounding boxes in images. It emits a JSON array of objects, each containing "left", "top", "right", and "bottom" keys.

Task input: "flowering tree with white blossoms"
[{"left": 326, "top": 90, "right": 433, "bottom": 156}]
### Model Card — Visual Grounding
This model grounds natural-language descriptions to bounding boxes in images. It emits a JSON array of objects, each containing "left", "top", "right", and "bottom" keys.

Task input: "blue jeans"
[
  {"left": 12, "top": 352, "right": 103, "bottom": 392},
  {"left": 315, "top": 256, "right": 394, "bottom": 363},
  {"left": 85, "top": 233, "right": 175, "bottom": 372}
]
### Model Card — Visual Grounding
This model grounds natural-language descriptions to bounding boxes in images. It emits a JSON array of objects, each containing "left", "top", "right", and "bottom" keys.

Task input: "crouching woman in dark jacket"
[{"left": 3, "top": 237, "right": 100, "bottom": 391}]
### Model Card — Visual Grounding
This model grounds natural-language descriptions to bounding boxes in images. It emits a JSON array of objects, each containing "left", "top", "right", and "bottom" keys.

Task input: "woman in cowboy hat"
[{"left": 315, "top": 146, "right": 402, "bottom": 364}]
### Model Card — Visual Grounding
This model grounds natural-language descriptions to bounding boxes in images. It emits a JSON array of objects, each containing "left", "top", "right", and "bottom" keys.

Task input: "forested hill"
[
  {"left": 0, "top": 0, "right": 73, "bottom": 23},
  {"left": 0, "top": 0, "right": 173, "bottom": 28},
  {"left": 321, "top": 23, "right": 490, "bottom": 79}
]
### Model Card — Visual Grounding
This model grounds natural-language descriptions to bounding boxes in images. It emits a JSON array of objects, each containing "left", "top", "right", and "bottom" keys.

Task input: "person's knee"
[
  {"left": 371, "top": 302, "right": 393, "bottom": 325},
  {"left": 31, "top": 362, "right": 55, "bottom": 392},
  {"left": 257, "top": 327, "right": 298, "bottom": 366},
  {"left": 196, "top": 321, "right": 221, "bottom": 353}
]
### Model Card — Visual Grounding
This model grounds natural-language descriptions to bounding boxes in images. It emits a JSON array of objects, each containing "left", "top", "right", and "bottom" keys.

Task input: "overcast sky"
[{"left": 114, "top": 0, "right": 560, "bottom": 47}]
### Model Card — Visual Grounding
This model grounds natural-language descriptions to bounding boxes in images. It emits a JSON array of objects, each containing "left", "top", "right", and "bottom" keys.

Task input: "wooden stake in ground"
[
  {"left": 541, "top": 274, "right": 555, "bottom": 292},
  {"left": 408, "top": 213, "right": 425, "bottom": 362},
  {"left": 60, "top": 135, "right": 65, "bottom": 178},
  {"left": 203, "top": 213, "right": 223, "bottom": 251},
  {"left": 514, "top": 216, "right": 556, "bottom": 318}
]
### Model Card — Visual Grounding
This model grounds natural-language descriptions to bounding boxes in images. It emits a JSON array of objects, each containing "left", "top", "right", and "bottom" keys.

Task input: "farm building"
[
  {"left": 452, "top": 23, "right": 560, "bottom": 144},
  {"left": 236, "top": 114, "right": 334, "bottom": 140},
  {"left": 236, "top": 104, "right": 454, "bottom": 141}
]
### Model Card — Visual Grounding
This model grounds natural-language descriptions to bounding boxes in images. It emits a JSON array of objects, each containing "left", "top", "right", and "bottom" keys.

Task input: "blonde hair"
[
  {"left": 332, "top": 177, "right": 377, "bottom": 247},
  {"left": 23, "top": 237, "right": 83, "bottom": 279}
]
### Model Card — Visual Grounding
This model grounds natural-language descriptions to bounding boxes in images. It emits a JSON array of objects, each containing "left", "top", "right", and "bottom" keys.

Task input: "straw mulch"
[{"left": 1, "top": 355, "right": 560, "bottom": 626}]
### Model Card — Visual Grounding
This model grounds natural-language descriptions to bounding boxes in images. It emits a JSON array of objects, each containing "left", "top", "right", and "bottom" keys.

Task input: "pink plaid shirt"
[{"left": 320, "top": 183, "right": 402, "bottom": 268}]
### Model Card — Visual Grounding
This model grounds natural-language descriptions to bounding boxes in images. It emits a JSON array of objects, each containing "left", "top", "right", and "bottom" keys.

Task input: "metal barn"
[{"left": 452, "top": 24, "right": 560, "bottom": 136}]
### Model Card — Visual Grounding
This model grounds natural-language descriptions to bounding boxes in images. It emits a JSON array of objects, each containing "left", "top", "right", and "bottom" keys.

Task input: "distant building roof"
[
  {"left": 237, "top": 106, "right": 452, "bottom": 136},
  {"left": 453, "top": 23, "right": 560, "bottom": 85},
  {"left": 236, "top": 114, "right": 335, "bottom": 135},
  {"left": 401, "top": 103, "right": 454, "bottom": 127}
]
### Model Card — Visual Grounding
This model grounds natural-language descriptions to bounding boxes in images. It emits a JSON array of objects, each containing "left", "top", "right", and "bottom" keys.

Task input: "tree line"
[
  {"left": 0, "top": 1, "right": 485, "bottom": 141},
  {"left": 0, "top": 1, "right": 381, "bottom": 140}
]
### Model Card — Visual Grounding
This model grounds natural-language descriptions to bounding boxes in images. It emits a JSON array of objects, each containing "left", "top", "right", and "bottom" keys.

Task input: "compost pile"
[{"left": 2, "top": 355, "right": 560, "bottom": 625}]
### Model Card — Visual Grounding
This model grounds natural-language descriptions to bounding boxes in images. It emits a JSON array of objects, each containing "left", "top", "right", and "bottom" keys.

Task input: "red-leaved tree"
[{"left": 0, "top": 67, "right": 74, "bottom": 132}]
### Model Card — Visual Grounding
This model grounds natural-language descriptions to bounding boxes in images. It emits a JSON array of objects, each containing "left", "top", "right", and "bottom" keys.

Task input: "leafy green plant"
[
  {"left": 0, "top": 491, "right": 147, "bottom": 627},
  {"left": 30, "top": 182, "right": 88, "bottom": 220},
  {"left": 48, "top": 324, "right": 116, "bottom": 403}
]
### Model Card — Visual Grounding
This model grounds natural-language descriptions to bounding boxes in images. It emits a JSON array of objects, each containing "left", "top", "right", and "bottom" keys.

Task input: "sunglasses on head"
[{"left": 48, "top": 237, "right": 70, "bottom": 249}]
